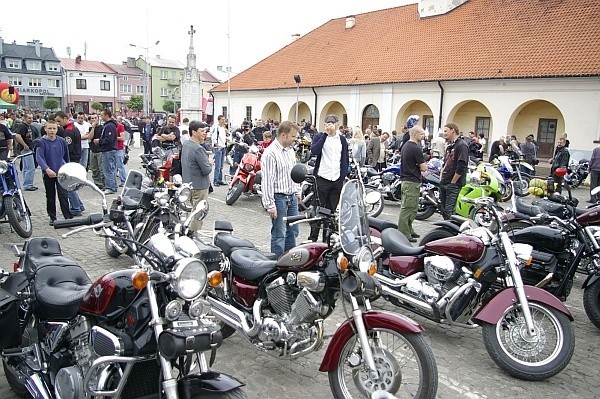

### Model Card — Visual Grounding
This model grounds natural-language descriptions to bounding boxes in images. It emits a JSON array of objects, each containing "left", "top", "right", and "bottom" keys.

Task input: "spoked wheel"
[
  {"left": 583, "top": 280, "right": 600, "bottom": 330},
  {"left": 4, "top": 195, "right": 32, "bottom": 238},
  {"left": 499, "top": 182, "right": 513, "bottom": 202},
  {"left": 513, "top": 176, "right": 530, "bottom": 197},
  {"left": 225, "top": 182, "right": 245, "bottom": 205},
  {"left": 329, "top": 328, "right": 437, "bottom": 399},
  {"left": 481, "top": 302, "right": 574, "bottom": 381},
  {"left": 469, "top": 203, "right": 497, "bottom": 229}
]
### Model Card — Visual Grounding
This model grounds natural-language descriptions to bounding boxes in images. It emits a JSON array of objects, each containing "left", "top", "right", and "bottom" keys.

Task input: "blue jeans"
[
  {"left": 116, "top": 149, "right": 127, "bottom": 184},
  {"left": 101, "top": 150, "right": 118, "bottom": 193},
  {"left": 68, "top": 190, "right": 84, "bottom": 213},
  {"left": 20, "top": 149, "right": 36, "bottom": 189},
  {"left": 270, "top": 194, "right": 299, "bottom": 258},
  {"left": 213, "top": 147, "right": 226, "bottom": 184},
  {"left": 80, "top": 148, "right": 90, "bottom": 170}
]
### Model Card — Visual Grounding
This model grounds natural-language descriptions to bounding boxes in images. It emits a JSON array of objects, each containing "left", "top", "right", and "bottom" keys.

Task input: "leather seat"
[
  {"left": 230, "top": 249, "right": 277, "bottom": 281},
  {"left": 368, "top": 216, "right": 397, "bottom": 232},
  {"left": 515, "top": 198, "right": 544, "bottom": 217},
  {"left": 381, "top": 228, "right": 425, "bottom": 256},
  {"left": 122, "top": 187, "right": 143, "bottom": 210},
  {"left": 34, "top": 263, "right": 92, "bottom": 320},
  {"left": 214, "top": 232, "right": 255, "bottom": 257},
  {"left": 22, "top": 237, "right": 64, "bottom": 278}
]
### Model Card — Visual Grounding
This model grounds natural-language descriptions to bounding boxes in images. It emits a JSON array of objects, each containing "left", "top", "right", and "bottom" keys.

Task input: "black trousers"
[
  {"left": 43, "top": 173, "right": 72, "bottom": 221},
  {"left": 308, "top": 176, "right": 343, "bottom": 242},
  {"left": 439, "top": 183, "right": 461, "bottom": 220},
  {"left": 591, "top": 170, "right": 600, "bottom": 202}
]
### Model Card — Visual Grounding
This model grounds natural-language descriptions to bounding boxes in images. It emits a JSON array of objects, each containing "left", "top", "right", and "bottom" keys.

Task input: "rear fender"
[
  {"left": 472, "top": 286, "right": 573, "bottom": 324},
  {"left": 582, "top": 272, "right": 600, "bottom": 289},
  {"left": 318, "top": 310, "right": 423, "bottom": 372}
]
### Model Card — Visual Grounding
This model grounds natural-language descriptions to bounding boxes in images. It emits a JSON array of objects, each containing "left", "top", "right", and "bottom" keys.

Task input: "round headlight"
[
  {"left": 170, "top": 258, "right": 208, "bottom": 300},
  {"left": 0, "top": 160, "right": 8, "bottom": 174},
  {"left": 178, "top": 186, "right": 191, "bottom": 203},
  {"left": 155, "top": 191, "right": 169, "bottom": 206},
  {"left": 355, "top": 246, "right": 375, "bottom": 273}
]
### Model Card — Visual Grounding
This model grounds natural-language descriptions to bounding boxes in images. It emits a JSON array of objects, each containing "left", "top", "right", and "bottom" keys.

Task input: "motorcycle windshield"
[{"left": 338, "top": 179, "right": 370, "bottom": 255}]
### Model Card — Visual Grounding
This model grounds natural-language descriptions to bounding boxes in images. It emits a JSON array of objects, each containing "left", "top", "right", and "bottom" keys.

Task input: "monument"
[{"left": 180, "top": 25, "right": 203, "bottom": 122}]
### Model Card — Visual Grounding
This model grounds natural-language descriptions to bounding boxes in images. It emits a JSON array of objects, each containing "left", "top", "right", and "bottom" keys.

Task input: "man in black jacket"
[
  {"left": 55, "top": 111, "right": 84, "bottom": 215},
  {"left": 88, "top": 114, "right": 105, "bottom": 189},
  {"left": 439, "top": 122, "right": 469, "bottom": 220},
  {"left": 549, "top": 137, "right": 570, "bottom": 194},
  {"left": 94, "top": 110, "right": 118, "bottom": 194}
]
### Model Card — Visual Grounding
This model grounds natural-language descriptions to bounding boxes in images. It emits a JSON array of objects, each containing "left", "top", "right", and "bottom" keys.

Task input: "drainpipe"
[
  {"left": 312, "top": 87, "right": 318, "bottom": 125},
  {"left": 437, "top": 80, "right": 444, "bottom": 131}
]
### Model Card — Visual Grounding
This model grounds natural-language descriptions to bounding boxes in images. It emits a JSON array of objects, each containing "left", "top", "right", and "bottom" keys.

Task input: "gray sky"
[{"left": 0, "top": 0, "right": 415, "bottom": 76}]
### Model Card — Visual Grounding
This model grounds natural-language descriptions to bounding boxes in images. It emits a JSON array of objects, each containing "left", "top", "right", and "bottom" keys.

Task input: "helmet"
[{"left": 406, "top": 115, "right": 420, "bottom": 129}]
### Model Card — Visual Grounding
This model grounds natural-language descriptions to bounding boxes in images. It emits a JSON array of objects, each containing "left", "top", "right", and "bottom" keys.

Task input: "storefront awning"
[{"left": 0, "top": 99, "right": 17, "bottom": 110}]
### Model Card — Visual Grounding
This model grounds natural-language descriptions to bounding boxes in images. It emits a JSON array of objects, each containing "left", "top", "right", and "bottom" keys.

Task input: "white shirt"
[
  {"left": 318, "top": 133, "right": 342, "bottom": 182},
  {"left": 211, "top": 125, "right": 228, "bottom": 148},
  {"left": 75, "top": 121, "right": 91, "bottom": 149},
  {"left": 261, "top": 139, "right": 300, "bottom": 210}
]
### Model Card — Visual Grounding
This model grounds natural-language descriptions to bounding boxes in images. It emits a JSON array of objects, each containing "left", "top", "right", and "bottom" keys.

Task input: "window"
[
  {"left": 136, "top": 85, "right": 145, "bottom": 94},
  {"left": 7, "top": 59, "right": 20, "bottom": 69},
  {"left": 29, "top": 97, "right": 43, "bottom": 109},
  {"left": 245, "top": 106, "right": 252, "bottom": 122},
  {"left": 475, "top": 116, "right": 491, "bottom": 152},
  {"left": 76, "top": 79, "right": 87, "bottom": 89},
  {"left": 160, "top": 87, "right": 168, "bottom": 97},
  {"left": 122, "top": 76, "right": 128, "bottom": 81},
  {"left": 48, "top": 79, "right": 60, "bottom": 88},
  {"left": 120, "top": 84, "right": 132, "bottom": 93},
  {"left": 161, "top": 70, "right": 168, "bottom": 79},
  {"left": 28, "top": 78, "right": 42, "bottom": 87},
  {"left": 46, "top": 63, "right": 59, "bottom": 72},
  {"left": 100, "top": 80, "right": 110, "bottom": 91},
  {"left": 222, "top": 106, "right": 228, "bottom": 119},
  {"left": 423, "top": 115, "right": 434, "bottom": 135},
  {"left": 26, "top": 61, "right": 41, "bottom": 70},
  {"left": 8, "top": 77, "right": 22, "bottom": 86}
]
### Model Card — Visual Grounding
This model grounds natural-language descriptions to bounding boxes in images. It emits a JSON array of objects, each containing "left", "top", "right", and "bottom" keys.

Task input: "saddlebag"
[
  {"left": 192, "top": 240, "right": 223, "bottom": 272},
  {"left": 0, "top": 287, "right": 21, "bottom": 349},
  {"left": 158, "top": 323, "right": 222, "bottom": 360}
]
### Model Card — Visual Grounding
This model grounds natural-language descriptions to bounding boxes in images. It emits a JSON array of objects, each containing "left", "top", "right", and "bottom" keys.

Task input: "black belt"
[{"left": 275, "top": 193, "right": 295, "bottom": 196}]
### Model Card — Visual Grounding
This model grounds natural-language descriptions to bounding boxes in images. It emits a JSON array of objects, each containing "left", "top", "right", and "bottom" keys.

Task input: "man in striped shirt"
[{"left": 261, "top": 121, "right": 301, "bottom": 257}]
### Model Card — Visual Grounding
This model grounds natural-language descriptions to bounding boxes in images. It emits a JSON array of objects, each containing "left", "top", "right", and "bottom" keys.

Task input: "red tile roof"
[
  {"left": 59, "top": 58, "right": 115, "bottom": 74},
  {"left": 212, "top": 0, "right": 600, "bottom": 92}
]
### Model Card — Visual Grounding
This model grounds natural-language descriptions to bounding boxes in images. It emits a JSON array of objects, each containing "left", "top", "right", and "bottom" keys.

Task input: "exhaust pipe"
[
  {"left": 207, "top": 296, "right": 262, "bottom": 337},
  {"left": 25, "top": 373, "right": 52, "bottom": 399}
]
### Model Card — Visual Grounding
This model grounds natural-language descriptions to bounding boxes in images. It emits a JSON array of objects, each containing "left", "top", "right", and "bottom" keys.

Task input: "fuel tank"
[
  {"left": 277, "top": 243, "right": 328, "bottom": 272},
  {"left": 424, "top": 235, "right": 485, "bottom": 263},
  {"left": 388, "top": 256, "right": 424, "bottom": 277},
  {"left": 79, "top": 269, "right": 142, "bottom": 321},
  {"left": 577, "top": 207, "right": 600, "bottom": 226},
  {"left": 511, "top": 225, "right": 569, "bottom": 253}
]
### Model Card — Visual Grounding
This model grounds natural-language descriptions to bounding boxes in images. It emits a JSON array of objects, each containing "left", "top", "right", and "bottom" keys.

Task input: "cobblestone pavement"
[{"left": 1, "top": 148, "right": 598, "bottom": 399}]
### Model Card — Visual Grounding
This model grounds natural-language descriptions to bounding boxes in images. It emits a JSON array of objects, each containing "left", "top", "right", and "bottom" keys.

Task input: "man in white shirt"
[
  {"left": 210, "top": 115, "right": 229, "bottom": 186},
  {"left": 179, "top": 117, "right": 190, "bottom": 143},
  {"left": 74, "top": 112, "right": 91, "bottom": 169}
]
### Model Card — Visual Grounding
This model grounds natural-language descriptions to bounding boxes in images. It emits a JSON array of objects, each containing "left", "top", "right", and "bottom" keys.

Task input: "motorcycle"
[
  {"left": 0, "top": 153, "right": 33, "bottom": 238},
  {"left": 494, "top": 155, "right": 533, "bottom": 200},
  {"left": 565, "top": 158, "right": 589, "bottom": 189},
  {"left": 225, "top": 142, "right": 262, "bottom": 206},
  {"left": 295, "top": 133, "right": 312, "bottom": 163},
  {"left": 206, "top": 164, "right": 438, "bottom": 398},
  {"left": 0, "top": 162, "right": 247, "bottom": 399},
  {"left": 372, "top": 196, "right": 575, "bottom": 380},
  {"left": 365, "top": 162, "right": 402, "bottom": 203}
]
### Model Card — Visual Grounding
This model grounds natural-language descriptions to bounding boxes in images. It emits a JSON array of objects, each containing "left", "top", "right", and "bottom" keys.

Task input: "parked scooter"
[{"left": 0, "top": 153, "right": 33, "bottom": 238}]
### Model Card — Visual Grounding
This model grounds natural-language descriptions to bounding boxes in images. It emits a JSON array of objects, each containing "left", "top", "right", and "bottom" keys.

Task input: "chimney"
[
  {"left": 75, "top": 55, "right": 82, "bottom": 64},
  {"left": 345, "top": 16, "right": 356, "bottom": 29},
  {"left": 126, "top": 57, "right": 136, "bottom": 68},
  {"left": 34, "top": 40, "right": 41, "bottom": 57},
  {"left": 291, "top": 33, "right": 301, "bottom": 42},
  {"left": 419, "top": 0, "right": 469, "bottom": 18}
]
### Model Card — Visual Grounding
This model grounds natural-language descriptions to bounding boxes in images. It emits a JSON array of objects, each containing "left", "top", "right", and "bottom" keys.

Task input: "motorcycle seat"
[
  {"left": 122, "top": 187, "right": 143, "bottom": 210},
  {"left": 21, "top": 237, "right": 63, "bottom": 278},
  {"left": 366, "top": 168, "right": 380, "bottom": 177},
  {"left": 33, "top": 263, "right": 92, "bottom": 320},
  {"left": 229, "top": 249, "right": 277, "bottom": 281},
  {"left": 368, "top": 217, "right": 397, "bottom": 232},
  {"left": 381, "top": 228, "right": 424, "bottom": 256},
  {"left": 515, "top": 198, "right": 545, "bottom": 217},
  {"left": 214, "top": 232, "right": 255, "bottom": 257}
]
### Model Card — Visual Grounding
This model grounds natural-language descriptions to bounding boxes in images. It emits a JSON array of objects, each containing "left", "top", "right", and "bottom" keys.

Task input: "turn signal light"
[
  {"left": 368, "top": 263, "right": 377, "bottom": 276},
  {"left": 338, "top": 256, "right": 349, "bottom": 271},
  {"left": 473, "top": 268, "right": 483, "bottom": 280},
  {"left": 132, "top": 271, "right": 149, "bottom": 290},
  {"left": 208, "top": 271, "right": 223, "bottom": 287},
  {"left": 525, "top": 257, "right": 533, "bottom": 267}
]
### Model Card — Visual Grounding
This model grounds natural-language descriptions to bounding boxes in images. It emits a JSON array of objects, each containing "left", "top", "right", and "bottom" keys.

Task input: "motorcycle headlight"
[
  {"left": 355, "top": 246, "right": 376, "bottom": 275},
  {"left": 155, "top": 190, "right": 169, "bottom": 206},
  {"left": 243, "top": 163, "right": 254, "bottom": 172},
  {"left": 0, "top": 160, "right": 7, "bottom": 174},
  {"left": 178, "top": 186, "right": 191, "bottom": 203},
  {"left": 170, "top": 258, "right": 208, "bottom": 300}
]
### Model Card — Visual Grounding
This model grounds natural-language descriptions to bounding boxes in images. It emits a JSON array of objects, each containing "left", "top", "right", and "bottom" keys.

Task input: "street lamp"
[
  {"left": 217, "top": 65, "right": 232, "bottom": 126},
  {"left": 130, "top": 40, "right": 160, "bottom": 116},
  {"left": 294, "top": 74, "right": 301, "bottom": 126}
]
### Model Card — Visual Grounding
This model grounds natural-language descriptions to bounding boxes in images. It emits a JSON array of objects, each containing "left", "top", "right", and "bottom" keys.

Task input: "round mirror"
[
  {"left": 290, "top": 163, "right": 308, "bottom": 184},
  {"left": 57, "top": 162, "right": 89, "bottom": 191},
  {"left": 364, "top": 191, "right": 381, "bottom": 205}
]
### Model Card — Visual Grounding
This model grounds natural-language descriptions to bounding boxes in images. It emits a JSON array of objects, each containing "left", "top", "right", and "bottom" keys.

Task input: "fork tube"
[
  {"left": 349, "top": 295, "right": 379, "bottom": 379},
  {"left": 499, "top": 232, "right": 536, "bottom": 336}
]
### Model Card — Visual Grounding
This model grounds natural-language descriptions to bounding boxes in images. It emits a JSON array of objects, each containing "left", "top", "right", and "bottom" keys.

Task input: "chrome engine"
[{"left": 401, "top": 256, "right": 461, "bottom": 303}]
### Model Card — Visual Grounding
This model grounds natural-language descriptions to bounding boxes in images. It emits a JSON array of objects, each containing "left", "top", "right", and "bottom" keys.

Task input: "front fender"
[
  {"left": 318, "top": 310, "right": 423, "bottom": 372},
  {"left": 177, "top": 371, "right": 245, "bottom": 397},
  {"left": 472, "top": 286, "right": 573, "bottom": 324},
  {"left": 582, "top": 272, "right": 600, "bottom": 289}
]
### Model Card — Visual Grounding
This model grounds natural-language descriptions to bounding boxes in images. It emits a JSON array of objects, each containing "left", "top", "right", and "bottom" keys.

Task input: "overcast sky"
[{"left": 0, "top": 0, "right": 415, "bottom": 76}]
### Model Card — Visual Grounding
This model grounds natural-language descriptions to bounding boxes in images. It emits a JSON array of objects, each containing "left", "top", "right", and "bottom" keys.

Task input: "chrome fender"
[
  {"left": 472, "top": 286, "right": 573, "bottom": 325},
  {"left": 318, "top": 310, "right": 423, "bottom": 372}
]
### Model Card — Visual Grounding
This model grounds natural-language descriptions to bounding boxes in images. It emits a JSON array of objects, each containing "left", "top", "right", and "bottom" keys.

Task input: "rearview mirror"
[{"left": 57, "top": 162, "right": 89, "bottom": 192}]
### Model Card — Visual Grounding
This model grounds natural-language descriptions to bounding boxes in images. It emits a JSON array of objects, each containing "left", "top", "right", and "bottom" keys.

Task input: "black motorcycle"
[{"left": 565, "top": 158, "right": 589, "bottom": 189}]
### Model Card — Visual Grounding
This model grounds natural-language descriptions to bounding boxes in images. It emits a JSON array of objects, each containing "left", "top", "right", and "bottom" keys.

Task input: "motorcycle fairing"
[{"left": 318, "top": 311, "right": 424, "bottom": 372}]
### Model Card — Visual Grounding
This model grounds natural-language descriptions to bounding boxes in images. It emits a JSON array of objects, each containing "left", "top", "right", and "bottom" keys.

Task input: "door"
[
  {"left": 362, "top": 104, "right": 379, "bottom": 132},
  {"left": 537, "top": 119, "right": 557, "bottom": 158}
]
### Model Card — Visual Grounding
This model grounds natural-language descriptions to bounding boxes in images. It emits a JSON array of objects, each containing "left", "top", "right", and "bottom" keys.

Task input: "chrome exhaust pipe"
[
  {"left": 207, "top": 296, "right": 262, "bottom": 337},
  {"left": 375, "top": 272, "right": 424, "bottom": 288},
  {"left": 380, "top": 285, "right": 434, "bottom": 314},
  {"left": 535, "top": 272, "right": 554, "bottom": 288},
  {"left": 25, "top": 373, "right": 52, "bottom": 399}
]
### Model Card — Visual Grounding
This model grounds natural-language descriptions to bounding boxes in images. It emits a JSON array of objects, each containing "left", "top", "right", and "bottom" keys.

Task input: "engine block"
[{"left": 266, "top": 277, "right": 294, "bottom": 315}]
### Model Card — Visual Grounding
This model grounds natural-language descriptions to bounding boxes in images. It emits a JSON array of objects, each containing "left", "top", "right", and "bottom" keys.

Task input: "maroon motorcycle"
[
  {"left": 370, "top": 196, "right": 575, "bottom": 381},
  {"left": 206, "top": 166, "right": 438, "bottom": 399}
]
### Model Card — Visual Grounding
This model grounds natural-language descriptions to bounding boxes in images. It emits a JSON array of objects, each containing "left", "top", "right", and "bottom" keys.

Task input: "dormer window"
[
  {"left": 27, "top": 61, "right": 41, "bottom": 70},
  {"left": 46, "top": 63, "right": 59, "bottom": 72},
  {"left": 6, "top": 59, "right": 20, "bottom": 69}
]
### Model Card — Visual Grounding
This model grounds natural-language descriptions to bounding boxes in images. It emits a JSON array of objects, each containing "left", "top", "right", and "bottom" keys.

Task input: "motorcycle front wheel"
[
  {"left": 583, "top": 280, "right": 600, "bottom": 329},
  {"left": 225, "top": 182, "right": 245, "bottom": 205},
  {"left": 329, "top": 329, "right": 437, "bottom": 399},
  {"left": 499, "top": 182, "right": 513, "bottom": 202},
  {"left": 415, "top": 189, "right": 439, "bottom": 221},
  {"left": 481, "top": 301, "right": 574, "bottom": 381},
  {"left": 4, "top": 195, "right": 32, "bottom": 238},
  {"left": 512, "top": 176, "right": 530, "bottom": 197}
]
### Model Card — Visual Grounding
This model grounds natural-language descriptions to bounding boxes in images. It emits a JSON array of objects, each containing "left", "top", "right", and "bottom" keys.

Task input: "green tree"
[
  {"left": 91, "top": 102, "right": 103, "bottom": 112},
  {"left": 43, "top": 98, "right": 59, "bottom": 111},
  {"left": 162, "top": 100, "right": 175, "bottom": 113},
  {"left": 128, "top": 95, "right": 144, "bottom": 112}
]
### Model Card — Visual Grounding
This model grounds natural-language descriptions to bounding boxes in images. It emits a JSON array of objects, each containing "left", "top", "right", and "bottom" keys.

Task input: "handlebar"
[
  {"left": 283, "top": 211, "right": 313, "bottom": 224},
  {"left": 53, "top": 213, "right": 105, "bottom": 229}
]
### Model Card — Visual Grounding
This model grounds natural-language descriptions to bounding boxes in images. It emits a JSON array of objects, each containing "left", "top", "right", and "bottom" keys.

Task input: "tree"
[
  {"left": 91, "top": 102, "right": 103, "bottom": 112},
  {"left": 128, "top": 95, "right": 143, "bottom": 112},
  {"left": 162, "top": 100, "right": 175, "bottom": 113},
  {"left": 43, "top": 98, "right": 59, "bottom": 111}
]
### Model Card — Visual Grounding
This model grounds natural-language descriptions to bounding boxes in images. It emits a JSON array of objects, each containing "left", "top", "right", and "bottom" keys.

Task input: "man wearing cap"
[
  {"left": 307, "top": 114, "right": 349, "bottom": 242},
  {"left": 182, "top": 120, "right": 212, "bottom": 232}
]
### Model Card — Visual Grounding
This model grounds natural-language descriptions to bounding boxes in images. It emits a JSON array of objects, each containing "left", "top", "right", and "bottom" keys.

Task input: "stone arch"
[
  {"left": 446, "top": 100, "right": 492, "bottom": 152},
  {"left": 289, "top": 101, "right": 311, "bottom": 125},
  {"left": 320, "top": 101, "right": 347, "bottom": 127},
  {"left": 508, "top": 100, "right": 565, "bottom": 158},
  {"left": 395, "top": 100, "right": 435, "bottom": 135},
  {"left": 361, "top": 104, "right": 380, "bottom": 132},
  {"left": 262, "top": 102, "right": 282, "bottom": 123}
]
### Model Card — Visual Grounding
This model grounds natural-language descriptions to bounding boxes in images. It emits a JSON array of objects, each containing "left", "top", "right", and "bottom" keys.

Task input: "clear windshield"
[{"left": 338, "top": 179, "right": 370, "bottom": 255}]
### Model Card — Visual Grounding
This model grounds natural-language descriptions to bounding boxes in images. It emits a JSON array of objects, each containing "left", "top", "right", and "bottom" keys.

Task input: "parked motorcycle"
[
  {"left": 0, "top": 153, "right": 33, "bottom": 238},
  {"left": 0, "top": 162, "right": 247, "bottom": 399},
  {"left": 565, "top": 158, "right": 589, "bottom": 189},
  {"left": 494, "top": 155, "right": 533, "bottom": 200},
  {"left": 206, "top": 164, "right": 438, "bottom": 398},
  {"left": 225, "top": 143, "right": 262, "bottom": 205},
  {"left": 295, "top": 133, "right": 312, "bottom": 163},
  {"left": 365, "top": 162, "right": 402, "bottom": 203},
  {"left": 373, "top": 196, "right": 575, "bottom": 380}
]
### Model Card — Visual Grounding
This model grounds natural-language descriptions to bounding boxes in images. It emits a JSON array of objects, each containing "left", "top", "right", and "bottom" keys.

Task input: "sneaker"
[
  {"left": 104, "top": 190, "right": 116, "bottom": 195},
  {"left": 25, "top": 186, "right": 38, "bottom": 191},
  {"left": 49, "top": 219, "right": 55, "bottom": 226},
  {"left": 411, "top": 233, "right": 420, "bottom": 238}
]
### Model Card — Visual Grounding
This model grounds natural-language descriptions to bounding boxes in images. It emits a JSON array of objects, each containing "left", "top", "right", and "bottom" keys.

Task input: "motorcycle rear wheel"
[
  {"left": 225, "top": 182, "right": 245, "bottom": 205},
  {"left": 328, "top": 328, "right": 437, "bottom": 399},
  {"left": 481, "top": 301, "right": 574, "bottom": 381},
  {"left": 583, "top": 280, "right": 600, "bottom": 330},
  {"left": 418, "top": 228, "right": 456, "bottom": 246},
  {"left": 499, "top": 182, "right": 513, "bottom": 202},
  {"left": 4, "top": 195, "right": 32, "bottom": 238}
]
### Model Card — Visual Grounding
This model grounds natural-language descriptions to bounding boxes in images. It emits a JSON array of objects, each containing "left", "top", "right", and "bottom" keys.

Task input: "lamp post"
[
  {"left": 294, "top": 75, "right": 301, "bottom": 126},
  {"left": 130, "top": 40, "right": 160, "bottom": 116},
  {"left": 217, "top": 65, "right": 232, "bottom": 126}
]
